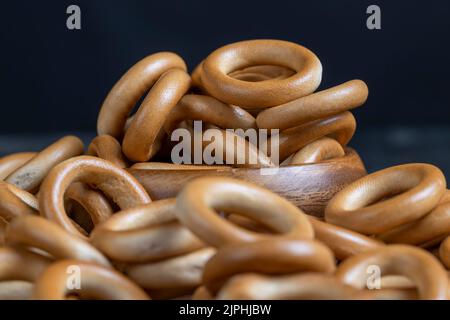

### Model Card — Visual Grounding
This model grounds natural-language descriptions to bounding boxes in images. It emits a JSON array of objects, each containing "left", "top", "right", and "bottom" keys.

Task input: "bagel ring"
[
  {"left": 325, "top": 163, "right": 446, "bottom": 234},
  {"left": 335, "top": 245, "right": 449, "bottom": 300},
  {"left": 122, "top": 68, "right": 191, "bottom": 162},
  {"left": 97, "top": 52, "right": 187, "bottom": 138},
  {"left": 90, "top": 198, "right": 204, "bottom": 263},
  {"left": 0, "top": 182, "right": 38, "bottom": 221},
  {"left": 5, "top": 136, "right": 84, "bottom": 192},
  {"left": 287, "top": 137, "right": 345, "bottom": 165},
  {"left": 175, "top": 176, "right": 314, "bottom": 247},
  {"left": 39, "top": 156, "right": 151, "bottom": 238},
  {"left": 33, "top": 260, "right": 149, "bottom": 300},
  {"left": 0, "top": 152, "right": 36, "bottom": 180},
  {"left": 202, "top": 238, "right": 335, "bottom": 294},
  {"left": 201, "top": 39, "right": 322, "bottom": 108},
  {"left": 438, "top": 236, "right": 450, "bottom": 269},
  {"left": 6, "top": 215, "right": 110, "bottom": 267},
  {"left": 87, "top": 135, "right": 128, "bottom": 168}
]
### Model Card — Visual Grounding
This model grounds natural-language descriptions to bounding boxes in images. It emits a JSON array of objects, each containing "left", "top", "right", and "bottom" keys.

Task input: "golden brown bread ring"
[
  {"left": 201, "top": 39, "right": 322, "bottom": 108},
  {"left": 0, "top": 247, "right": 50, "bottom": 282},
  {"left": 163, "top": 94, "right": 256, "bottom": 134},
  {"left": 65, "top": 182, "right": 114, "bottom": 229},
  {"left": 335, "top": 245, "right": 449, "bottom": 300},
  {"left": 126, "top": 248, "right": 216, "bottom": 290},
  {"left": 439, "top": 236, "right": 450, "bottom": 268},
  {"left": 192, "top": 286, "right": 214, "bottom": 300},
  {"left": 87, "top": 135, "right": 128, "bottom": 168},
  {"left": 272, "top": 111, "right": 356, "bottom": 161},
  {"left": 0, "top": 152, "right": 36, "bottom": 180},
  {"left": 39, "top": 156, "right": 151, "bottom": 238},
  {"left": 33, "top": 260, "right": 149, "bottom": 300},
  {"left": 90, "top": 198, "right": 204, "bottom": 263},
  {"left": 97, "top": 52, "right": 187, "bottom": 138},
  {"left": 257, "top": 80, "right": 368, "bottom": 130},
  {"left": 325, "top": 163, "right": 447, "bottom": 235},
  {"left": 0, "top": 182, "right": 38, "bottom": 221},
  {"left": 216, "top": 273, "right": 366, "bottom": 300},
  {"left": 175, "top": 176, "right": 314, "bottom": 247},
  {"left": 229, "top": 65, "right": 296, "bottom": 82},
  {"left": 0, "top": 217, "right": 7, "bottom": 245},
  {"left": 203, "top": 239, "right": 335, "bottom": 294},
  {"left": 308, "top": 217, "right": 384, "bottom": 261},
  {"left": 5, "top": 136, "right": 84, "bottom": 193},
  {"left": 288, "top": 137, "right": 345, "bottom": 165},
  {"left": 122, "top": 69, "right": 191, "bottom": 162},
  {"left": 378, "top": 200, "right": 450, "bottom": 246},
  {"left": 6, "top": 215, "right": 110, "bottom": 267}
]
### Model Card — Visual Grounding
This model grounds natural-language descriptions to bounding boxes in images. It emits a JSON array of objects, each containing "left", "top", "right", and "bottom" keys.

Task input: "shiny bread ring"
[
  {"left": 122, "top": 69, "right": 191, "bottom": 162},
  {"left": 90, "top": 198, "right": 204, "bottom": 263},
  {"left": 163, "top": 94, "right": 256, "bottom": 134},
  {"left": 203, "top": 238, "right": 335, "bottom": 294},
  {"left": 0, "top": 182, "right": 38, "bottom": 221},
  {"left": 438, "top": 236, "right": 450, "bottom": 268},
  {"left": 0, "top": 152, "right": 36, "bottom": 180},
  {"left": 335, "top": 245, "right": 449, "bottom": 300},
  {"left": 5, "top": 215, "right": 110, "bottom": 267},
  {"left": 201, "top": 39, "right": 322, "bottom": 108},
  {"left": 39, "top": 156, "right": 151, "bottom": 238},
  {"left": 175, "top": 176, "right": 314, "bottom": 247},
  {"left": 5, "top": 136, "right": 84, "bottom": 192},
  {"left": 0, "top": 247, "right": 51, "bottom": 283},
  {"left": 87, "top": 135, "right": 128, "bottom": 168},
  {"left": 288, "top": 137, "right": 345, "bottom": 165},
  {"left": 33, "top": 260, "right": 149, "bottom": 300},
  {"left": 257, "top": 80, "right": 368, "bottom": 130},
  {"left": 325, "top": 163, "right": 446, "bottom": 234},
  {"left": 97, "top": 52, "right": 187, "bottom": 138}
]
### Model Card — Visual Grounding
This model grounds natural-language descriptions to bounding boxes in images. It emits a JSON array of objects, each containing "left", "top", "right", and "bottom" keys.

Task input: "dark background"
[{"left": 0, "top": 0, "right": 449, "bottom": 176}]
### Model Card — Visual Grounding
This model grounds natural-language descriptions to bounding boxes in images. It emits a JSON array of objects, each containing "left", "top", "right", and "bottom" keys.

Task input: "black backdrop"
[{"left": 0, "top": 0, "right": 449, "bottom": 133}]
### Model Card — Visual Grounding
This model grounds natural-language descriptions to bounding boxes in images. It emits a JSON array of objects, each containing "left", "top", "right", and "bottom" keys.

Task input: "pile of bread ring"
[{"left": 0, "top": 39, "right": 449, "bottom": 300}]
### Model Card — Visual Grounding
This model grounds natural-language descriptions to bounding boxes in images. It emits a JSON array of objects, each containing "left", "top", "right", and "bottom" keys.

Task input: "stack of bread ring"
[{"left": 0, "top": 39, "right": 449, "bottom": 300}]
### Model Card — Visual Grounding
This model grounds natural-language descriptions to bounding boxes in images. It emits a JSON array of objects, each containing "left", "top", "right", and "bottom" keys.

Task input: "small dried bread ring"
[
  {"left": 39, "top": 156, "right": 151, "bottom": 238},
  {"left": 288, "top": 137, "right": 345, "bottom": 165},
  {"left": 122, "top": 69, "right": 191, "bottom": 162},
  {"left": 0, "top": 152, "right": 36, "bottom": 180},
  {"left": 0, "top": 182, "right": 38, "bottom": 221},
  {"left": 175, "top": 176, "right": 314, "bottom": 247},
  {"left": 257, "top": 80, "right": 368, "bottom": 130},
  {"left": 6, "top": 215, "right": 110, "bottom": 267},
  {"left": 325, "top": 163, "right": 446, "bottom": 234},
  {"left": 163, "top": 94, "right": 256, "bottom": 134},
  {"left": 0, "top": 247, "right": 50, "bottom": 282},
  {"left": 202, "top": 239, "right": 335, "bottom": 294},
  {"left": 217, "top": 273, "right": 366, "bottom": 300},
  {"left": 33, "top": 260, "right": 149, "bottom": 300},
  {"left": 272, "top": 111, "right": 356, "bottom": 161},
  {"left": 5, "top": 136, "right": 84, "bottom": 192},
  {"left": 97, "top": 52, "right": 187, "bottom": 138},
  {"left": 201, "top": 39, "right": 322, "bottom": 108},
  {"left": 126, "top": 248, "right": 216, "bottom": 290},
  {"left": 87, "top": 135, "right": 128, "bottom": 168},
  {"left": 335, "top": 245, "right": 448, "bottom": 300},
  {"left": 90, "top": 198, "right": 204, "bottom": 263},
  {"left": 308, "top": 217, "right": 384, "bottom": 260},
  {"left": 438, "top": 236, "right": 450, "bottom": 268}
]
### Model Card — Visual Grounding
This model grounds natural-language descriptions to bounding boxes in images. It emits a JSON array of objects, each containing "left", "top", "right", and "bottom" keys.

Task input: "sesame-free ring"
[
  {"left": 122, "top": 69, "right": 191, "bottom": 162},
  {"left": 163, "top": 94, "right": 256, "bottom": 134},
  {"left": 90, "top": 198, "right": 204, "bottom": 263},
  {"left": 0, "top": 152, "right": 36, "bottom": 180},
  {"left": 325, "top": 163, "right": 446, "bottom": 234},
  {"left": 175, "top": 176, "right": 314, "bottom": 247},
  {"left": 287, "top": 137, "right": 345, "bottom": 165},
  {"left": 257, "top": 80, "right": 368, "bottom": 130},
  {"left": 6, "top": 215, "right": 110, "bottom": 267},
  {"left": 97, "top": 52, "right": 187, "bottom": 138},
  {"left": 335, "top": 245, "right": 448, "bottom": 300},
  {"left": 439, "top": 236, "right": 450, "bottom": 268},
  {"left": 87, "top": 135, "right": 128, "bottom": 168},
  {"left": 202, "top": 239, "right": 335, "bottom": 294},
  {"left": 39, "top": 156, "right": 151, "bottom": 238},
  {"left": 5, "top": 136, "right": 84, "bottom": 192},
  {"left": 201, "top": 39, "right": 322, "bottom": 108},
  {"left": 0, "top": 247, "right": 50, "bottom": 283},
  {"left": 33, "top": 260, "right": 149, "bottom": 300},
  {"left": 0, "top": 182, "right": 38, "bottom": 221}
]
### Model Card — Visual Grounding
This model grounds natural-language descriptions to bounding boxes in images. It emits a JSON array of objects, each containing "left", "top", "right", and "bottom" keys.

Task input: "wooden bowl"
[{"left": 129, "top": 148, "right": 366, "bottom": 217}]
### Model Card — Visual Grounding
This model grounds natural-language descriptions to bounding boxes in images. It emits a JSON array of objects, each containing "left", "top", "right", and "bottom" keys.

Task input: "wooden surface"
[{"left": 129, "top": 148, "right": 367, "bottom": 217}]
